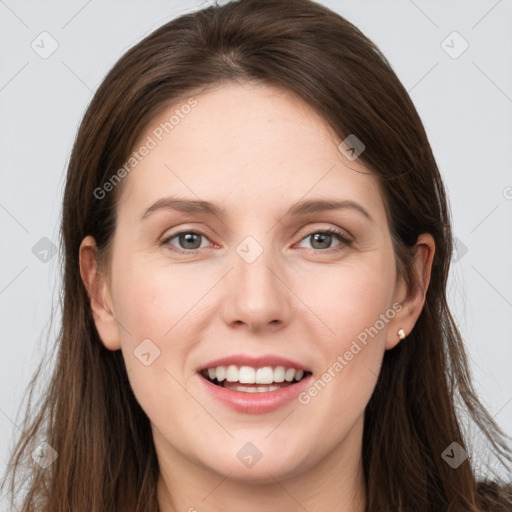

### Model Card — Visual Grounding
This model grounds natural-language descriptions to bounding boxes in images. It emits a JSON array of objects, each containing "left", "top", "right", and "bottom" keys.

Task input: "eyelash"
[{"left": 160, "top": 227, "right": 352, "bottom": 255}]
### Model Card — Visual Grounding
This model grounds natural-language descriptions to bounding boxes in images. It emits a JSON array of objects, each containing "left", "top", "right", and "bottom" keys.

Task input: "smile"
[{"left": 200, "top": 365, "right": 310, "bottom": 393}]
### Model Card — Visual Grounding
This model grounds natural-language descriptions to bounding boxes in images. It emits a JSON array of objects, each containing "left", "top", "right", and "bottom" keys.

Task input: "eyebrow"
[{"left": 141, "top": 197, "right": 374, "bottom": 223}]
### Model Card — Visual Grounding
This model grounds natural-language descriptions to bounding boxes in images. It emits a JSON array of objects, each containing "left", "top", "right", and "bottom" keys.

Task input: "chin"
[{"left": 196, "top": 445, "right": 310, "bottom": 484}]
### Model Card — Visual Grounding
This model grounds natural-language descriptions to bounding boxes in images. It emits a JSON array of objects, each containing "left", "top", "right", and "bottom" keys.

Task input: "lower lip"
[{"left": 197, "top": 373, "right": 312, "bottom": 414}]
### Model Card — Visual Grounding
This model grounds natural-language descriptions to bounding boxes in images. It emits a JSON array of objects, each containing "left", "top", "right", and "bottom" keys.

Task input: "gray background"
[{"left": 1, "top": 0, "right": 511, "bottom": 495}]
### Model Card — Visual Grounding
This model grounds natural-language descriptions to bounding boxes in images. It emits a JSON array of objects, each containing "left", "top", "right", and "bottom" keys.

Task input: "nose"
[{"left": 220, "top": 239, "right": 292, "bottom": 333}]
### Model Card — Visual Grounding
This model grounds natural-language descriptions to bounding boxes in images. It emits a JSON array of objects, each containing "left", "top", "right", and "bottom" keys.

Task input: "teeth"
[
  {"left": 273, "top": 366, "right": 285, "bottom": 382},
  {"left": 216, "top": 366, "right": 226, "bottom": 382},
  {"left": 284, "top": 368, "right": 295, "bottom": 382},
  {"left": 231, "top": 385, "right": 282, "bottom": 393},
  {"left": 239, "top": 366, "right": 255, "bottom": 384},
  {"left": 255, "top": 367, "right": 274, "bottom": 384},
  {"left": 202, "top": 365, "right": 307, "bottom": 385},
  {"left": 226, "top": 365, "right": 239, "bottom": 382}
]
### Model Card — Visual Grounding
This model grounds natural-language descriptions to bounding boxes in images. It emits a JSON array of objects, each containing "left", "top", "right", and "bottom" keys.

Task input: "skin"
[{"left": 80, "top": 81, "right": 434, "bottom": 512}]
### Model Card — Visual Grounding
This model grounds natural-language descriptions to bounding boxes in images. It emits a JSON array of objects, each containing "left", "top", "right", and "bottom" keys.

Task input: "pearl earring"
[{"left": 397, "top": 328, "right": 406, "bottom": 340}]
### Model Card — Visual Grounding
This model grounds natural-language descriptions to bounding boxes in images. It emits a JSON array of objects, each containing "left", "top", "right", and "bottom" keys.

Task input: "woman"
[{"left": 2, "top": 0, "right": 511, "bottom": 510}]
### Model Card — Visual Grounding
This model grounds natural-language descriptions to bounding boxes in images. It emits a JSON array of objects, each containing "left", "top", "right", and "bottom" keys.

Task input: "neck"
[{"left": 155, "top": 414, "right": 366, "bottom": 512}]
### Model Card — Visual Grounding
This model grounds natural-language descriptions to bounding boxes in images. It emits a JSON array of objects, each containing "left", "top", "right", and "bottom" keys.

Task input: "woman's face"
[{"left": 84, "top": 81, "right": 417, "bottom": 482}]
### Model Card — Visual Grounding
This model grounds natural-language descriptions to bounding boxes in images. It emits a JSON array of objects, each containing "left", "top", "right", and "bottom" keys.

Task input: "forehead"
[{"left": 119, "top": 82, "right": 387, "bottom": 228}]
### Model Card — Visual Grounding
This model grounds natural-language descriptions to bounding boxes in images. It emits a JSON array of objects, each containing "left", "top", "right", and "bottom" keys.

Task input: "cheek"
[
  {"left": 295, "top": 260, "right": 395, "bottom": 416},
  {"left": 111, "top": 257, "right": 217, "bottom": 409},
  {"left": 113, "top": 263, "right": 200, "bottom": 429},
  {"left": 112, "top": 256, "right": 203, "bottom": 347},
  {"left": 302, "top": 258, "right": 395, "bottom": 348}
]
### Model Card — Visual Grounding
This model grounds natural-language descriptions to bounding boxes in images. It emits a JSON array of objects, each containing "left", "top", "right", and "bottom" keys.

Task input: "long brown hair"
[{"left": 2, "top": 0, "right": 511, "bottom": 510}]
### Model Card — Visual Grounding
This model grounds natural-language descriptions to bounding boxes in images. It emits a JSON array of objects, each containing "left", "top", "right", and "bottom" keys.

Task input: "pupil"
[
  {"left": 180, "top": 233, "right": 200, "bottom": 249},
  {"left": 312, "top": 233, "right": 330, "bottom": 249}
]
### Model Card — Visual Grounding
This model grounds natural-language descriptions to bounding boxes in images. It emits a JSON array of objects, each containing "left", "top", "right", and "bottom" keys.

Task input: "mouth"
[{"left": 199, "top": 365, "right": 312, "bottom": 393}]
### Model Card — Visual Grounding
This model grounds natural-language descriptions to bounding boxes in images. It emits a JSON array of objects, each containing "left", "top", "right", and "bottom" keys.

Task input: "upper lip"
[{"left": 198, "top": 354, "right": 311, "bottom": 373}]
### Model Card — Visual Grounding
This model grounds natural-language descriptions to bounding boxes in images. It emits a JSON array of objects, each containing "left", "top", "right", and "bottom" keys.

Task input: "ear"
[
  {"left": 79, "top": 235, "right": 121, "bottom": 351},
  {"left": 386, "top": 233, "right": 435, "bottom": 350}
]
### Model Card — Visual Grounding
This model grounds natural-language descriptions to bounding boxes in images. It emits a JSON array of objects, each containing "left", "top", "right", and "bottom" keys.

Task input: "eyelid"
[
  {"left": 295, "top": 223, "right": 353, "bottom": 242},
  {"left": 160, "top": 224, "right": 353, "bottom": 253},
  {"left": 160, "top": 229, "right": 215, "bottom": 251},
  {"left": 294, "top": 227, "right": 352, "bottom": 254}
]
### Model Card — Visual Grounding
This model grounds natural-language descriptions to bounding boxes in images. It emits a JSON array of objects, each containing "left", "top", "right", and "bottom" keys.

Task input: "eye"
[
  {"left": 160, "top": 227, "right": 352, "bottom": 255},
  {"left": 296, "top": 228, "right": 352, "bottom": 252},
  {"left": 161, "top": 230, "right": 211, "bottom": 253}
]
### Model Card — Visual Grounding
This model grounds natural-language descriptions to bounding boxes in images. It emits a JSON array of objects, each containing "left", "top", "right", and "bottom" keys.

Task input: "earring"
[{"left": 397, "top": 328, "right": 406, "bottom": 340}]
